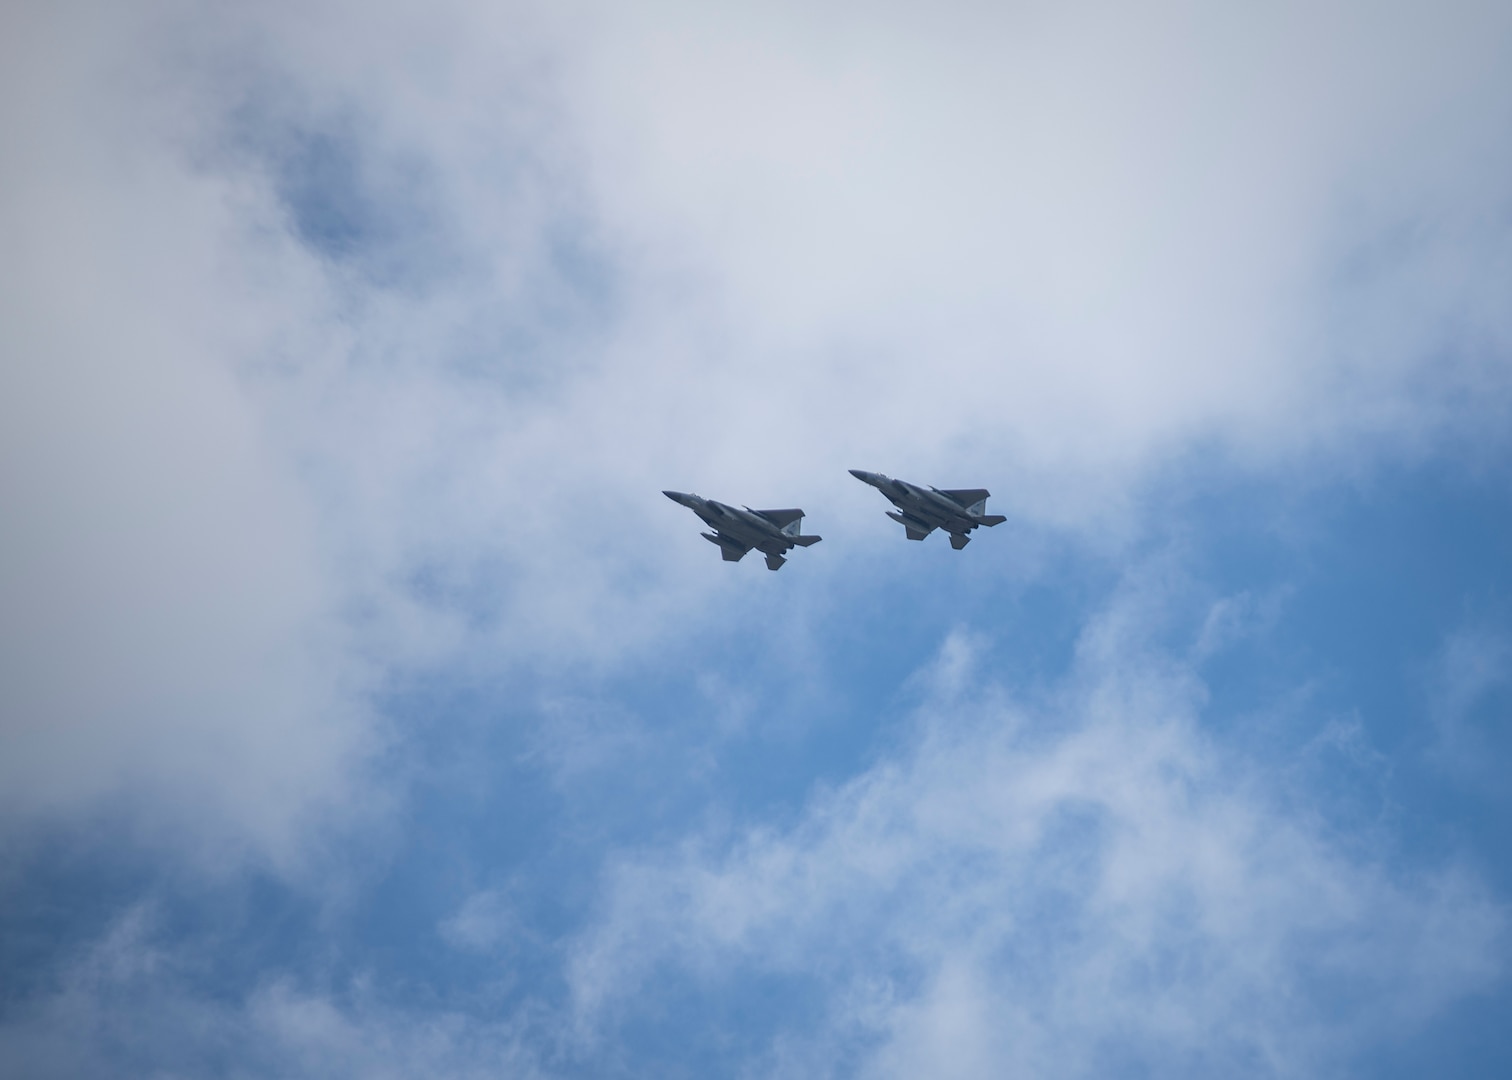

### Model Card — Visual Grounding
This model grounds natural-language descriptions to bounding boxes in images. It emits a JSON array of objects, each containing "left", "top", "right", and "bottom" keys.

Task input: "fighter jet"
[
  {"left": 849, "top": 470, "right": 1007, "bottom": 549},
  {"left": 663, "top": 491, "right": 822, "bottom": 570}
]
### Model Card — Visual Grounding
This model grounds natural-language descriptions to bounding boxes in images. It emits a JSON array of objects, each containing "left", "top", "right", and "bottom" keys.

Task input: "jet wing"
[
  {"left": 703, "top": 532, "right": 751, "bottom": 562},
  {"left": 750, "top": 508, "right": 806, "bottom": 534},
  {"left": 931, "top": 487, "right": 991, "bottom": 514},
  {"left": 886, "top": 511, "right": 935, "bottom": 540}
]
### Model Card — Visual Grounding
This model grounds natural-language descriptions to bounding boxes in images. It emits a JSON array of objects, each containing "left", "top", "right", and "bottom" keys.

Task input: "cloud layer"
[
  {"left": 7, "top": 0, "right": 1511, "bottom": 854},
  {"left": 572, "top": 602, "right": 1505, "bottom": 1078},
  {"left": 3, "top": 2, "right": 1511, "bottom": 1075}
]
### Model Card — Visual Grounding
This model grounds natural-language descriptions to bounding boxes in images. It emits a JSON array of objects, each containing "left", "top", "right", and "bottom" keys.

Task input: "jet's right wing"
[
  {"left": 886, "top": 511, "right": 935, "bottom": 541},
  {"left": 703, "top": 532, "right": 751, "bottom": 562}
]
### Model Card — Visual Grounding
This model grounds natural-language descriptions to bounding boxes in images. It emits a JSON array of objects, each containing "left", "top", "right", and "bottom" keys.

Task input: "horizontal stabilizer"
[
  {"left": 790, "top": 534, "right": 822, "bottom": 547},
  {"left": 703, "top": 532, "right": 749, "bottom": 562},
  {"left": 949, "top": 532, "right": 971, "bottom": 550},
  {"left": 976, "top": 514, "right": 1007, "bottom": 527},
  {"left": 765, "top": 552, "right": 786, "bottom": 571}
]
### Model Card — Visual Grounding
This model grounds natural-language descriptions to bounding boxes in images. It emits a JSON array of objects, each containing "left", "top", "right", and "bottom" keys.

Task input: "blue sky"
[{"left": 4, "top": 1, "right": 1512, "bottom": 1076}]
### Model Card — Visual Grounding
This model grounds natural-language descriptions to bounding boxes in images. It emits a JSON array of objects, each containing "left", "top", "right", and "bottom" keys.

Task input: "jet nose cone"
[
  {"left": 663, "top": 490, "right": 695, "bottom": 506},
  {"left": 849, "top": 469, "right": 880, "bottom": 484}
]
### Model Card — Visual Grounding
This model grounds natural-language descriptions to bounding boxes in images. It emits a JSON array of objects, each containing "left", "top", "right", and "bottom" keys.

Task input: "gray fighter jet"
[
  {"left": 663, "top": 491, "right": 822, "bottom": 570},
  {"left": 849, "top": 470, "right": 1007, "bottom": 549}
]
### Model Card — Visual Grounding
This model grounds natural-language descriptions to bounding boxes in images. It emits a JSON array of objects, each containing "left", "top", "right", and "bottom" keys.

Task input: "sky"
[{"left": 2, "top": 1, "right": 1511, "bottom": 1076}]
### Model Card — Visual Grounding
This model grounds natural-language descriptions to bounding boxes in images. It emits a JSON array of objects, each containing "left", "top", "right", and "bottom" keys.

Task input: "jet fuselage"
[
  {"left": 663, "top": 491, "right": 821, "bottom": 569},
  {"left": 848, "top": 469, "right": 1006, "bottom": 548}
]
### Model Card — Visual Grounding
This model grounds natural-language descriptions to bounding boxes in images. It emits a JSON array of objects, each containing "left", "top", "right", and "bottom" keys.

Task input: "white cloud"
[
  {"left": 0, "top": 905, "right": 551, "bottom": 1080},
  {"left": 4, "top": 0, "right": 1512, "bottom": 863},
  {"left": 1426, "top": 626, "right": 1512, "bottom": 786},
  {"left": 440, "top": 886, "right": 532, "bottom": 954},
  {"left": 569, "top": 590, "right": 1506, "bottom": 1076},
  {"left": 1191, "top": 587, "right": 1289, "bottom": 662},
  {"left": 556, "top": 0, "right": 1512, "bottom": 486},
  {"left": 0, "top": 1, "right": 379, "bottom": 869}
]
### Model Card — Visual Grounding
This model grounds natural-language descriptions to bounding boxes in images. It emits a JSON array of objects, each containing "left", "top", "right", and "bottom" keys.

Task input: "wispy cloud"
[
  {"left": 0, "top": 904, "right": 552, "bottom": 1079},
  {"left": 1426, "top": 626, "right": 1512, "bottom": 787},
  {"left": 571, "top": 589, "right": 1505, "bottom": 1076}
]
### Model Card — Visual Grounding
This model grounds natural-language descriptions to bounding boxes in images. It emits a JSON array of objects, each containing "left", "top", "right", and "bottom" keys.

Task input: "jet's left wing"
[
  {"left": 938, "top": 488, "right": 991, "bottom": 514},
  {"left": 750, "top": 507, "right": 806, "bottom": 535},
  {"left": 703, "top": 532, "right": 751, "bottom": 562}
]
